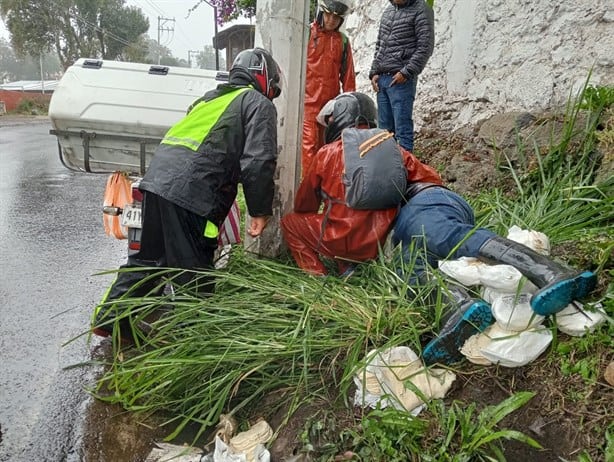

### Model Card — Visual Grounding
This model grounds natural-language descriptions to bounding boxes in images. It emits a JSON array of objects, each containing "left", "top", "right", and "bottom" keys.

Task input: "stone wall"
[{"left": 344, "top": 0, "right": 614, "bottom": 131}]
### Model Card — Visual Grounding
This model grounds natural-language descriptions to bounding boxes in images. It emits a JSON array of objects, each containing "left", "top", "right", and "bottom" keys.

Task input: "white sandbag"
[
  {"left": 477, "top": 264, "right": 524, "bottom": 292},
  {"left": 480, "top": 286, "right": 499, "bottom": 304},
  {"left": 506, "top": 225, "right": 550, "bottom": 255},
  {"left": 146, "top": 443, "right": 203, "bottom": 462},
  {"left": 201, "top": 436, "right": 270, "bottom": 462},
  {"left": 491, "top": 293, "right": 544, "bottom": 332},
  {"left": 353, "top": 347, "right": 455, "bottom": 415},
  {"left": 460, "top": 329, "right": 494, "bottom": 365},
  {"left": 438, "top": 257, "right": 482, "bottom": 286},
  {"left": 439, "top": 226, "right": 547, "bottom": 292},
  {"left": 460, "top": 323, "right": 520, "bottom": 365},
  {"left": 554, "top": 303, "right": 607, "bottom": 336},
  {"left": 480, "top": 325, "right": 552, "bottom": 367},
  {"left": 377, "top": 360, "right": 456, "bottom": 414},
  {"left": 202, "top": 420, "right": 273, "bottom": 462},
  {"left": 353, "top": 365, "right": 384, "bottom": 410}
]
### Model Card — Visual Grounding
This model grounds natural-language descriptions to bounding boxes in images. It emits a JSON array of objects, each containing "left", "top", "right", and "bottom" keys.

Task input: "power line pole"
[
  {"left": 157, "top": 16, "right": 175, "bottom": 64},
  {"left": 201, "top": 1, "right": 220, "bottom": 71},
  {"left": 243, "top": 0, "right": 309, "bottom": 257}
]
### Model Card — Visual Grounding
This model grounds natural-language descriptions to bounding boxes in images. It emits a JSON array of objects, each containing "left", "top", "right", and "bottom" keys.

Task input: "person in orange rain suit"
[
  {"left": 282, "top": 92, "right": 442, "bottom": 276},
  {"left": 302, "top": 0, "right": 356, "bottom": 176}
]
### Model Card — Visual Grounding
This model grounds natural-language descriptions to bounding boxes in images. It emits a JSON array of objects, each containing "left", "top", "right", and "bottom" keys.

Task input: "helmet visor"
[
  {"left": 319, "top": 0, "right": 352, "bottom": 16},
  {"left": 316, "top": 98, "right": 336, "bottom": 127}
]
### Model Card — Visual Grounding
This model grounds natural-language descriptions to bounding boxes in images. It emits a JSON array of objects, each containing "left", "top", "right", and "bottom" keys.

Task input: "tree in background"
[
  {"left": 196, "top": 45, "right": 225, "bottom": 70},
  {"left": 189, "top": 0, "right": 255, "bottom": 25},
  {"left": 0, "top": 0, "right": 149, "bottom": 69},
  {"left": 189, "top": 0, "right": 315, "bottom": 25},
  {"left": 0, "top": 37, "right": 61, "bottom": 81},
  {"left": 143, "top": 38, "right": 185, "bottom": 67}
]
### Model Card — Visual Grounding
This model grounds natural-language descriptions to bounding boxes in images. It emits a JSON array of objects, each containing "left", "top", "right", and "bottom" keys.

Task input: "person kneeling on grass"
[
  {"left": 283, "top": 91, "right": 597, "bottom": 366},
  {"left": 281, "top": 91, "right": 441, "bottom": 277}
]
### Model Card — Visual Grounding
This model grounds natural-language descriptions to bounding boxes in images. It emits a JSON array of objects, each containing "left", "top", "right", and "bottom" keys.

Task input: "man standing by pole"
[
  {"left": 369, "top": 0, "right": 434, "bottom": 154},
  {"left": 302, "top": 0, "right": 355, "bottom": 176}
]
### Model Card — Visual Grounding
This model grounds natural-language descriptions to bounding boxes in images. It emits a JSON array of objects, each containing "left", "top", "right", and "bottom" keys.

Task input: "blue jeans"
[
  {"left": 376, "top": 74, "right": 418, "bottom": 152},
  {"left": 391, "top": 186, "right": 496, "bottom": 279}
]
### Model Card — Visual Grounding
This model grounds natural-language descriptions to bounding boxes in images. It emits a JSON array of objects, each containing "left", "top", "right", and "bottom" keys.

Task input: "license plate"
[{"left": 121, "top": 204, "right": 142, "bottom": 228}]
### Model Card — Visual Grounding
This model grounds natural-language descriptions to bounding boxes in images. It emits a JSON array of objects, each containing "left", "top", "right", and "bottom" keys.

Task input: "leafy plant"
[
  {"left": 329, "top": 392, "right": 540, "bottom": 461},
  {"left": 471, "top": 81, "right": 614, "bottom": 246},
  {"left": 579, "top": 85, "right": 614, "bottom": 111}
]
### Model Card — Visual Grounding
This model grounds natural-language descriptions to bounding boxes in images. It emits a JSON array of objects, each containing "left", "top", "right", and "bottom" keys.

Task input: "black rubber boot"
[
  {"left": 478, "top": 236, "right": 597, "bottom": 316},
  {"left": 422, "top": 284, "right": 494, "bottom": 366}
]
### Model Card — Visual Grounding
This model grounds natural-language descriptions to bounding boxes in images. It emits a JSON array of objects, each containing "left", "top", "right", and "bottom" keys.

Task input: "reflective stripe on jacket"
[
  {"left": 292, "top": 136, "right": 442, "bottom": 263},
  {"left": 161, "top": 87, "right": 250, "bottom": 151},
  {"left": 139, "top": 85, "right": 278, "bottom": 226}
]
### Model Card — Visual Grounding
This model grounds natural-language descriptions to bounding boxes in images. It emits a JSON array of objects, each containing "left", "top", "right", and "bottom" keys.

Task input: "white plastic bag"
[
  {"left": 554, "top": 303, "right": 607, "bottom": 337},
  {"left": 438, "top": 257, "right": 482, "bottom": 286},
  {"left": 479, "top": 325, "right": 553, "bottom": 367},
  {"left": 477, "top": 264, "right": 526, "bottom": 292},
  {"left": 440, "top": 258, "right": 537, "bottom": 294},
  {"left": 146, "top": 443, "right": 203, "bottom": 462},
  {"left": 460, "top": 329, "right": 495, "bottom": 365},
  {"left": 507, "top": 225, "right": 550, "bottom": 256},
  {"left": 201, "top": 437, "right": 270, "bottom": 462},
  {"left": 202, "top": 421, "right": 273, "bottom": 462},
  {"left": 491, "top": 293, "right": 544, "bottom": 332}
]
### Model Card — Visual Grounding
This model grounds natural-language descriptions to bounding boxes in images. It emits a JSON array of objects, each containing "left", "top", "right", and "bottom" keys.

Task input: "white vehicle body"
[
  {"left": 49, "top": 58, "right": 228, "bottom": 252},
  {"left": 49, "top": 57, "right": 224, "bottom": 175}
]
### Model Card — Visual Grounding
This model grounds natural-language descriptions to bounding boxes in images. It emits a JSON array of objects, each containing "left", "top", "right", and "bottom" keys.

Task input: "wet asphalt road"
[{"left": 0, "top": 117, "right": 127, "bottom": 461}]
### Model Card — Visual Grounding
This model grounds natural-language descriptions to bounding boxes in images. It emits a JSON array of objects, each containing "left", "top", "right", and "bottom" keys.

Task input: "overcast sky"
[
  {"left": 127, "top": 0, "right": 217, "bottom": 61},
  {"left": 0, "top": 1, "right": 250, "bottom": 62}
]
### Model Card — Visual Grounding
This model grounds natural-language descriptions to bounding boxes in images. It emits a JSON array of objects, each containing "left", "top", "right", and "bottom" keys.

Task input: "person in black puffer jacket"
[{"left": 369, "top": 0, "right": 434, "bottom": 153}]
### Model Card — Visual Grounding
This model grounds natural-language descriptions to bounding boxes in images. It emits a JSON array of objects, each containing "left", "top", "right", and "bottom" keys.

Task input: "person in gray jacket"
[
  {"left": 369, "top": 0, "right": 434, "bottom": 153},
  {"left": 92, "top": 48, "right": 282, "bottom": 343}
]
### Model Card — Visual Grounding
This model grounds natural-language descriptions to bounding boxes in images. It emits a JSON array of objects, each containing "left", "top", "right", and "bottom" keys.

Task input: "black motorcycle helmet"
[
  {"left": 318, "top": 92, "right": 378, "bottom": 143},
  {"left": 316, "top": 0, "right": 352, "bottom": 29},
  {"left": 229, "top": 47, "right": 282, "bottom": 100}
]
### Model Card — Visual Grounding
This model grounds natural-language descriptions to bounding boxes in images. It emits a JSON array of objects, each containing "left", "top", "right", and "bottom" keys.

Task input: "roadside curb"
[{"left": 0, "top": 114, "right": 50, "bottom": 127}]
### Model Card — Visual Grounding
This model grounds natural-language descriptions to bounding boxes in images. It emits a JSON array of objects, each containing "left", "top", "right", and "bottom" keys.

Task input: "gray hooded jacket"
[{"left": 368, "top": 0, "right": 435, "bottom": 80}]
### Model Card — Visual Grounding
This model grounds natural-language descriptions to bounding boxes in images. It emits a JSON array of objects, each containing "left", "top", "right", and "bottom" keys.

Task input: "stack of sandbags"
[{"left": 440, "top": 226, "right": 605, "bottom": 367}]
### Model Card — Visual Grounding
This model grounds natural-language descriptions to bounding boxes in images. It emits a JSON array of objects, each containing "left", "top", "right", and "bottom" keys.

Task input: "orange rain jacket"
[
  {"left": 302, "top": 22, "right": 356, "bottom": 176},
  {"left": 281, "top": 137, "right": 443, "bottom": 275}
]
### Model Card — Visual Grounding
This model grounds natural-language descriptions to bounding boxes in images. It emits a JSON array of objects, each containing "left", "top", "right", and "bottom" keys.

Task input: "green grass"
[
  {"left": 86, "top": 82, "right": 614, "bottom": 460},
  {"left": 335, "top": 392, "right": 541, "bottom": 461},
  {"left": 89, "top": 257, "right": 436, "bottom": 441}
]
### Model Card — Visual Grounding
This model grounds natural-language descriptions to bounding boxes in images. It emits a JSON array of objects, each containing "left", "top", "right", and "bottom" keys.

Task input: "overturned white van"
[{"left": 49, "top": 58, "right": 226, "bottom": 175}]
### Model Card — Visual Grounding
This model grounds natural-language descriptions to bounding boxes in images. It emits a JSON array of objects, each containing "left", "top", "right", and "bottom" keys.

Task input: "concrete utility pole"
[
  {"left": 39, "top": 54, "right": 45, "bottom": 94},
  {"left": 157, "top": 16, "right": 175, "bottom": 64},
  {"left": 244, "top": 0, "right": 310, "bottom": 257},
  {"left": 200, "top": 1, "right": 220, "bottom": 70}
]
